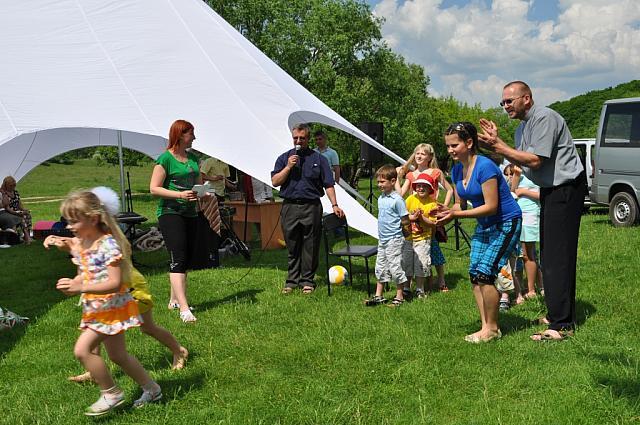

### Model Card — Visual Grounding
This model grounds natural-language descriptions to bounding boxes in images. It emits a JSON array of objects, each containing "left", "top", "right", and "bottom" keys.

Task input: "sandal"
[
  {"left": 524, "top": 292, "right": 537, "bottom": 300},
  {"left": 499, "top": 299, "right": 510, "bottom": 311},
  {"left": 530, "top": 329, "right": 573, "bottom": 341},
  {"left": 133, "top": 388, "right": 163, "bottom": 408},
  {"left": 179, "top": 310, "right": 197, "bottom": 323},
  {"left": 301, "top": 286, "right": 315, "bottom": 294},
  {"left": 364, "top": 295, "right": 387, "bottom": 306},
  {"left": 388, "top": 297, "right": 404, "bottom": 308},
  {"left": 415, "top": 289, "right": 427, "bottom": 299},
  {"left": 439, "top": 284, "right": 450, "bottom": 292},
  {"left": 281, "top": 287, "right": 294, "bottom": 294},
  {"left": 464, "top": 329, "right": 502, "bottom": 343},
  {"left": 167, "top": 301, "right": 179, "bottom": 310},
  {"left": 84, "top": 391, "right": 125, "bottom": 416}
]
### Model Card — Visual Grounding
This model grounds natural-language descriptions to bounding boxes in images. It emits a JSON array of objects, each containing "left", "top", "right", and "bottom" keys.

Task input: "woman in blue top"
[{"left": 436, "top": 122, "right": 522, "bottom": 343}]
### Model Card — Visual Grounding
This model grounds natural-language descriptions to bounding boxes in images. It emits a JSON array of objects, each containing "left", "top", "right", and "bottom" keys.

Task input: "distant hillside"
[{"left": 549, "top": 80, "right": 640, "bottom": 138}]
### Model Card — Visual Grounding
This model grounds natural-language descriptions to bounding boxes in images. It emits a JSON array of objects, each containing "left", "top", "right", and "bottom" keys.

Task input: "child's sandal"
[
  {"left": 84, "top": 392, "right": 125, "bottom": 416},
  {"left": 364, "top": 295, "right": 387, "bottom": 306},
  {"left": 179, "top": 310, "right": 197, "bottom": 323},
  {"left": 388, "top": 297, "right": 404, "bottom": 308}
]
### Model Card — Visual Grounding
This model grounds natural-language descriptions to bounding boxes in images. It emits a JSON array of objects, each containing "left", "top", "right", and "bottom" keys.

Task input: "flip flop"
[
  {"left": 464, "top": 329, "right": 502, "bottom": 343},
  {"left": 281, "top": 287, "right": 294, "bottom": 294},
  {"left": 301, "top": 286, "right": 315, "bottom": 294},
  {"left": 530, "top": 329, "right": 573, "bottom": 341}
]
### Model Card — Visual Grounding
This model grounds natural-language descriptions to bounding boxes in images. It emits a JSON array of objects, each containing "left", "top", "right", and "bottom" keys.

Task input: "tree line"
[
  {"left": 206, "top": 0, "right": 517, "bottom": 174},
  {"left": 549, "top": 80, "right": 640, "bottom": 139}
]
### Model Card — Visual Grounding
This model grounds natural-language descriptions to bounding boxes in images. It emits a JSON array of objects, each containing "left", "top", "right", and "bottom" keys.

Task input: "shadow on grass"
[
  {"left": 595, "top": 376, "right": 640, "bottom": 407},
  {"left": 575, "top": 299, "right": 597, "bottom": 326},
  {"left": 590, "top": 218, "right": 615, "bottom": 225},
  {"left": 0, "top": 245, "right": 70, "bottom": 358},
  {"left": 0, "top": 325, "right": 30, "bottom": 358},
  {"left": 192, "top": 289, "right": 264, "bottom": 313},
  {"left": 156, "top": 371, "right": 207, "bottom": 403},
  {"left": 500, "top": 298, "right": 596, "bottom": 336},
  {"left": 592, "top": 352, "right": 640, "bottom": 408},
  {"left": 90, "top": 372, "right": 207, "bottom": 422},
  {"left": 314, "top": 267, "right": 468, "bottom": 296}
]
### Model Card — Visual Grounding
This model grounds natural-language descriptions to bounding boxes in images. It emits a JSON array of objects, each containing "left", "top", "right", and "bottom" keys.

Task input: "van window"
[
  {"left": 575, "top": 144, "right": 586, "bottom": 168},
  {"left": 601, "top": 103, "right": 640, "bottom": 147}
]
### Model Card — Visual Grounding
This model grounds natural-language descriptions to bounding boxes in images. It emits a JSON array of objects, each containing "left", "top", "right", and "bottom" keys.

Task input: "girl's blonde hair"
[
  {"left": 400, "top": 143, "right": 439, "bottom": 176},
  {"left": 60, "top": 190, "right": 132, "bottom": 282}
]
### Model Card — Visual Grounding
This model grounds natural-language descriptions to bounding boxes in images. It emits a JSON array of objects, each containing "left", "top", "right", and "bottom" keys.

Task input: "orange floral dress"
[{"left": 72, "top": 235, "right": 141, "bottom": 335}]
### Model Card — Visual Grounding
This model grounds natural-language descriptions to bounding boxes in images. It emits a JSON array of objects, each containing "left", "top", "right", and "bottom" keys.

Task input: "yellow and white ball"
[{"left": 328, "top": 265, "right": 348, "bottom": 285}]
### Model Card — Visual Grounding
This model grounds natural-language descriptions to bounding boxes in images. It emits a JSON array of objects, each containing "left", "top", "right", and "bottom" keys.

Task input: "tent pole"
[{"left": 117, "top": 130, "right": 126, "bottom": 212}]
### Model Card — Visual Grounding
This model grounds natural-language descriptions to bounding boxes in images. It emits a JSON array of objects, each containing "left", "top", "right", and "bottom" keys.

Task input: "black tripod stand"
[
  {"left": 365, "top": 161, "right": 374, "bottom": 213},
  {"left": 219, "top": 207, "right": 251, "bottom": 261},
  {"left": 446, "top": 218, "right": 471, "bottom": 250}
]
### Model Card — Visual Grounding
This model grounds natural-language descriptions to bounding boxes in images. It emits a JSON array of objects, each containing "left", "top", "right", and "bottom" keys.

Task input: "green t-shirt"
[{"left": 155, "top": 150, "right": 200, "bottom": 218}]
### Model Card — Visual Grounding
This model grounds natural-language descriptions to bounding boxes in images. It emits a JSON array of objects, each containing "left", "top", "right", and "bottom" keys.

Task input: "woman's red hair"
[{"left": 167, "top": 119, "right": 194, "bottom": 151}]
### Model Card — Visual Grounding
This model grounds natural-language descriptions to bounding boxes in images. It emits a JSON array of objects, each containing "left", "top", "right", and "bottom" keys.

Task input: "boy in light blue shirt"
[
  {"left": 365, "top": 165, "right": 410, "bottom": 307},
  {"left": 313, "top": 130, "right": 340, "bottom": 183}
]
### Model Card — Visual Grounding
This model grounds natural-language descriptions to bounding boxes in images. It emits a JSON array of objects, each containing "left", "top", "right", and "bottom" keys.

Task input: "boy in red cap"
[{"left": 403, "top": 173, "right": 438, "bottom": 298}]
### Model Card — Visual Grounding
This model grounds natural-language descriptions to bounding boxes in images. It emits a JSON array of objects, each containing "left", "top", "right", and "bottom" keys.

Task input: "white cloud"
[{"left": 373, "top": 0, "right": 640, "bottom": 108}]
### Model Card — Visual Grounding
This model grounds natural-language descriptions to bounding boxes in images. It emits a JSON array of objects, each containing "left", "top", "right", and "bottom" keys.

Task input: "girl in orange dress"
[{"left": 49, "top": 188, "right": 162, "bottom": 416}]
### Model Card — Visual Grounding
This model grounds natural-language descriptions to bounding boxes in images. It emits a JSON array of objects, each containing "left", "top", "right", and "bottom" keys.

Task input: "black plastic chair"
[{"left": 322, "top": 213, "right": 377, "bottom": 296}]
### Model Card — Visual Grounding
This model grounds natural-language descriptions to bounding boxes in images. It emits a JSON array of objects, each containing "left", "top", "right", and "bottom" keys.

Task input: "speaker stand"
[{"left": 365, "top": 161, "right": 374, "bottom": 213}]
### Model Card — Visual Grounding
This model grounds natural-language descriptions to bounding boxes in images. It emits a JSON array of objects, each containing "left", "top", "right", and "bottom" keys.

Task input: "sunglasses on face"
[
  {"left": 499, "top": 95, "right": 525, "bottom": 107},
  {"left": 445, "top": 123, "right": 470, "bottom": 140}
]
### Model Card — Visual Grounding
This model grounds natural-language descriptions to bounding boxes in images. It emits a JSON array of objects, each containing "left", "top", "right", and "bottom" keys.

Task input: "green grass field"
[{"left": 1, "top": 160, "right": 640, "bottom": 424}]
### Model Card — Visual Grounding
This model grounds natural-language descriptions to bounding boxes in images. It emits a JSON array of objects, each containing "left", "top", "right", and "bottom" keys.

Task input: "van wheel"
[{"left": 609, "top": 192, "right": 638, "bottom": 227}]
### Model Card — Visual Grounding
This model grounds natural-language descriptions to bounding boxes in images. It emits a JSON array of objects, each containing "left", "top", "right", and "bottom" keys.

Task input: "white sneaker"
[
  {"left": 133, "top": 388, "right": 162, "bottom": 408},
  {"left": 84, "top": 392, "right": 125, "bottom": 416}
]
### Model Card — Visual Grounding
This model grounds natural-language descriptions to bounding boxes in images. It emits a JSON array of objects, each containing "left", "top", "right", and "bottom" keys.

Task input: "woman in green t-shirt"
[{"left": 150, "top": 119, "right": 202, "bottom": 323}]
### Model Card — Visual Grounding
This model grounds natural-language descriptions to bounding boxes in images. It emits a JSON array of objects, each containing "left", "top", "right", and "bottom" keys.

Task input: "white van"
[
  {"left": 573, "top": 138, "right": 595, "bottom": 206},
  {"left": 590, "top": 97, "right": 640, "bottom": 227}
]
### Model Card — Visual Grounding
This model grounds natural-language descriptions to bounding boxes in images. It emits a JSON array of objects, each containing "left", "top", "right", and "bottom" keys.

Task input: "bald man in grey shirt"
[{"left": 479, "top": 81, "right": 586, "bottom": 341}]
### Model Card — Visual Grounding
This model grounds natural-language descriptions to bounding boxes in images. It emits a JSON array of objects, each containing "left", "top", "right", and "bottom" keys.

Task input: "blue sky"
[
  {"left": 369, "top": 0, "right": 560, "bottom": 22},
  {"left": 364, "top": 0, "right": 640, "bottom": 108}
]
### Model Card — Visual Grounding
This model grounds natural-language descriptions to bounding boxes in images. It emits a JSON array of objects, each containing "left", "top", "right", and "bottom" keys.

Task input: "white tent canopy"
[{"left": 0, "top": 0, "right": 404, "bottom": 238}]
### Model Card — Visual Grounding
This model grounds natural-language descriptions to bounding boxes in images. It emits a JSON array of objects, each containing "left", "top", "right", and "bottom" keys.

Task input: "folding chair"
[{"left": 322, "top": 213, "right": 377, "bottom": 296}]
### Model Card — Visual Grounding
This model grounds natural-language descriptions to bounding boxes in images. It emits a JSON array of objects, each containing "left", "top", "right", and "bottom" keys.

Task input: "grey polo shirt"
[{"left": 515, "top": 104, "right": 583, "bottom": 188}]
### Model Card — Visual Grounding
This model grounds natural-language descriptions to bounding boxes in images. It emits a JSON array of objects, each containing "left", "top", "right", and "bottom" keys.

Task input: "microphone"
[{"left": 295, "top": 144, "right": 301, "bottom": 168}]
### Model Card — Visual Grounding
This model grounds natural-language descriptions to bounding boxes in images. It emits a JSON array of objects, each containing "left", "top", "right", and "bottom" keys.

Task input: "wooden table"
[{"left": 226, "top": 201, "right": 284, "bottom": 250}]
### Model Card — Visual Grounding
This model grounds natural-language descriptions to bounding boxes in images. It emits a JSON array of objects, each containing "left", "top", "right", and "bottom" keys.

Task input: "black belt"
[
  {"left": 283, "top": 198, "right": 320, "bottom": 205},
  {"left": 541, "top": 171, "right": 586, "bottom": 193}
]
